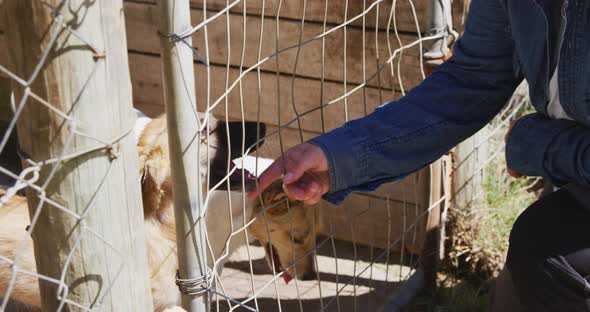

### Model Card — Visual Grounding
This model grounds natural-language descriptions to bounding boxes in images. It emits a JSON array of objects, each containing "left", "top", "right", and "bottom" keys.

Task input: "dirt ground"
[{"left": 214, "top": 238, "right": 416, "bottom": 312}]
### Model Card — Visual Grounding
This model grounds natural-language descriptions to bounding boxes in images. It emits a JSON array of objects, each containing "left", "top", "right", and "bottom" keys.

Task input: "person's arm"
[
  {"left": 506, "top": 114, "right": 590, "bottom": 187},
  {"left": 309, "top": 0, "right": 523, "bottom": 204}
]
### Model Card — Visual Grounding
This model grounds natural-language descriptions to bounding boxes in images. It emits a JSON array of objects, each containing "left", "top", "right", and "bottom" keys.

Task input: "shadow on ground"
[{"left": 217, "top": 237, "right": 421, "bottom": 312}]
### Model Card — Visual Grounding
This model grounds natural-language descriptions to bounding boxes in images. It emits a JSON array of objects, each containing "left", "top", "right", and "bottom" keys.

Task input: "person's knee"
[
  {"left": 506, "top": 203, "right": 539, "bottom": 271},
  {"left": 507, "top": 189, "right": 588, "bottom": 271},
  {"left": 505, "top": 190, "right": 590, "bottom": 311},
  {"left": 507, "top": 209, "right": 529, "bottom": 253},
  {"left": 507, "top": 216, "right": 572, "bottom": 311}
]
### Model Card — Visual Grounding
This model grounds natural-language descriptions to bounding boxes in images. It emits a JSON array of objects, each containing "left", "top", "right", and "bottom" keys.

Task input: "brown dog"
[
  {"left": 248, "top": 180, "right": 321, "bottom": 284},
  {"left": 0, "top": 113, "right": 265, "bottom": 311},
  {"left": 0, "top": 114, "right": 320, "bottom": 311}
]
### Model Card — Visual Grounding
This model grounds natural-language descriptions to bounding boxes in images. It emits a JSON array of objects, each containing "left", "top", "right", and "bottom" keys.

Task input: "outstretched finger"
[
  {"left": 282, "top": 146, "right": 315, "bottom": 184},
  {"left": 247, "top": 159, "right": 284, "bottom": 199}
]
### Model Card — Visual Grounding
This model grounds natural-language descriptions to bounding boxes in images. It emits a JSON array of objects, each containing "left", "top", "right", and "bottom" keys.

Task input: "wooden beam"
[
  {"left": 124, "top": 1, "right": 426, "bottom": 90},
  {"left": 130, "top": 51, "right": 422, "bottom": 203},
  {"left": 0, "top": 3, "right": 428, "bottom": 89},
  {"left": 129, "top": 51, "right": 402, "bottom": 134},
  {"left": 320, "top": 172, "right": 429, "bottom": 253},
  {"left": 451, "top": 127, "right": 489, "bottom": 212},
  {"left": 157, "top": 0, "right": 208, "bottom": 310},
  {"left": 0, "top": 31, "right": 8, "bottom": 79},
  {"left": 3, "top": 1, "right": 153, "bottom": 310},
  {"left": 0, "top": 77, "right": 10, "bottom": 122},
  {"left": 133, "top": 0, "right": 429, "bottom": 34}
]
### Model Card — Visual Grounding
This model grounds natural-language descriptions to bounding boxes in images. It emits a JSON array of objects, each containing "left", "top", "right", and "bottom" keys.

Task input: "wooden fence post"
[
  {"left": 157, "top": 0, "right": 209, "bottom": 311},
  {"left": 451, "top": 128, "right": 489, "bottom": 214},
  {"left": 4, "top": 1, "right": 153, "bottom": 310}
]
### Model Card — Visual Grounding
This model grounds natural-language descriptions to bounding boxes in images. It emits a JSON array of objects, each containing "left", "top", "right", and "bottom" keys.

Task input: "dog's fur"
[
  {"left": 0, "top": 114, "right": 320, "bottom": 311},
  {"left": 248, "top": 181, "right": 321, "bottom": 283}
]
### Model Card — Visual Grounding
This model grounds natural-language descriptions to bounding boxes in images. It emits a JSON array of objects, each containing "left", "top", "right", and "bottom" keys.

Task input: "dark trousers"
[{"left": 506, "top": 186, "right": 590, "bottom": 311}]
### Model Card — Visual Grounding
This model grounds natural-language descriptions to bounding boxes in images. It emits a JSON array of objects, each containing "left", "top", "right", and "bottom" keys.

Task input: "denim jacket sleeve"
[
  {"left": 309, "top": 0, "right": 523, "bottom": 204},
  {"left": 506, "top": 114, "right": 590, "bottom": 187}
]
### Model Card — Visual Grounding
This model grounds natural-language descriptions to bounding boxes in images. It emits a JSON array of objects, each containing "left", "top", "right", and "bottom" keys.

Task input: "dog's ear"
[
  {"left": 210, "top": 121, "right": 266, "bottom": 191},
  {"left": 138, "top": 145, "right": 172, "bottom": 219},
  {"left": 218, "top": 121, "right": 267, "bottom": 159}
]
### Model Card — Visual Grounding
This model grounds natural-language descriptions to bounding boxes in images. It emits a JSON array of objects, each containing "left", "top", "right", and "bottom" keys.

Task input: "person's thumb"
[
  {"left": 284, "top": 143, "right": 327, "bottom": 185},
  {"left": 283, "top": 158, "right": 314, "bottom": 185}
]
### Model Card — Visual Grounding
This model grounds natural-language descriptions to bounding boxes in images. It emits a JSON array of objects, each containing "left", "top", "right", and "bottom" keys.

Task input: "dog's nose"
[{"left": 301, "top": 271, "right": 317, "bottom": 281}]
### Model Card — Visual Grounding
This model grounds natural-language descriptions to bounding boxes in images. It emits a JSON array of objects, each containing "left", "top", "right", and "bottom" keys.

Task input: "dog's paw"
[{"left": 162, "top": 307, "right": 186, "bottom": 312}]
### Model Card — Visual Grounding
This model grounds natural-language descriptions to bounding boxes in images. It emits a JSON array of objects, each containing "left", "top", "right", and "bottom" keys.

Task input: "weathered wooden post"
[
  {"left": 451, "top": 130, "right": 489, "bottom": 213},
  {"left": 3, "top": 0, "right": 153, "bottom": 310},
  {"left": 157, "top": 0, "right": 209, "bottom": 311}
]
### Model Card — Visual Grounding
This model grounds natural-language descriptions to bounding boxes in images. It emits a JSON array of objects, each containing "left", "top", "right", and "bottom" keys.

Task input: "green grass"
[
  {"left": 433, "top": 276, "right": 491, "bottom": 312},
  {"left": 427, "top": 94, "right": 538, "bottom": 311},
  {"left": 428, "top": 173, "right": 535, "bottom": 311},
  {"left": 478, "top": 161, "right": 537, "bottom": 261}
]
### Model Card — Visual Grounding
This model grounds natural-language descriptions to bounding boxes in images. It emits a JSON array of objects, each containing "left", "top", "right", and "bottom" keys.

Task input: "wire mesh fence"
[
  {"left": 0, "top": 0, "right": 534, "bottom": 311},
  {"left": 0, "top": 0, "right": 153, "bottom": 311},
  {"left": 445, "top": 82, "right": 534, "bottom": 282},
  {"left": 150, "top": 0, "right": 455, "bottom": 311}
]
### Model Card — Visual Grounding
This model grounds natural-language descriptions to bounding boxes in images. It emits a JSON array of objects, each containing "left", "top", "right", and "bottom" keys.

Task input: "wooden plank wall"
[
  {"left": 0, "top": 77, "right": 10, "bottom": 122},
  {"left": 0, "top": 27, "right": 10, "bottom": 121},
  {"left": 0, "top": 0, "right": 438, "bottom": 253}
]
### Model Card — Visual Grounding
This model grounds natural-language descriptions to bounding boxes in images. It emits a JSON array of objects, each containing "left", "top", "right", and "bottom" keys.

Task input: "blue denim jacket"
[{"left": 310, "top": 0, "right": 590, "bottom": 204}]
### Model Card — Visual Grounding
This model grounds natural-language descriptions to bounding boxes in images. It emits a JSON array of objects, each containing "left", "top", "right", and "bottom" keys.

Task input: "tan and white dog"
[{"left": 0, "top": 112, "right": 320, "bottom": 311}]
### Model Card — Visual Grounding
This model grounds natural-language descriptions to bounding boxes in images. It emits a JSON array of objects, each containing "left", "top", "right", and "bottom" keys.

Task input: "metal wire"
[
  {"left": 0, "top": 1, "right": 144, "bottom": 311},
  {"left": 0, "top": 0, "right": 533, "bottom": 311}
]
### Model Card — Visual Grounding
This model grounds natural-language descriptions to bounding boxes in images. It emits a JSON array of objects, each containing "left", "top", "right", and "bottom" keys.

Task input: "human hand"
[
  {"left": 247, "top": 143, "right": 330, "bottom": 205},
  {"left": 505, "top": 118, "right": 523, "bottom": 178}
]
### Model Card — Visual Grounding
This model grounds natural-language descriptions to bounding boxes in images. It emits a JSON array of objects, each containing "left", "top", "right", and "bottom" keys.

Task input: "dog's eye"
[
  {"left": 201, "top": 124, "right": 218, "bottom": 138},
  {"left": 292, "top": 236, "right": 305, "bottom": 245},
  {"left": 292, "top": 228, "right": 310, "bottom": 245}
]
